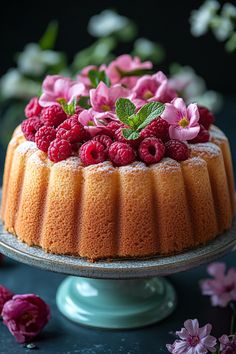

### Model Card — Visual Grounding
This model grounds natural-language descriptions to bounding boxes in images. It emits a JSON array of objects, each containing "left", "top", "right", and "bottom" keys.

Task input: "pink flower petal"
[
  {"left": 184, "top": 319, "right": 199, "bottom": 336},
  {"left": 198, "top": 323, "right": 212, "bottom": 339},
  {"left": 187, "top": 104, "right": 200, "bottom": 126},
  {"left": 172, "top": 98, "right": 187, "bottom": 117},
  {"left": 161, "top": 103, "right": 179, "bottom": 124},
  {"left": 207, "top": 262, "right": 226, "bottom": 279},
  {"left": 169, "top": 125, "right": 200, "bottom": 141}
]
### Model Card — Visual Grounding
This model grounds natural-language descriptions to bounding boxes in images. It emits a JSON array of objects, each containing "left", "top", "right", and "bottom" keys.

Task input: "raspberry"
[
  {"left": 189, "top": 124, "right": 210, "bottom": 144},
  {"left": 140, "top": 118, "right": 169, "bottom": 141},
  {"left": 198, "top": 106, "right": 215, "bottom": 130},
  {"left": 21, "top": 117, "right": 43, "bottom": 142},
  {"left": 48, "top": 138, "right": 72, "bottom": 162},
  {"left": 109, "top": 142, "right": 136, "bottom": 166},
  {"left": 56, "top": 118, "right": 87, "bottom": 143},
  {"left": 165, "top": 140, "right": 190, "bottom": 161},
  {"left": 41, "top": 105, "right": 67, "bottom": 127},
  {"left": 114, "top": 128, "right": 142, "bottom": 148},
  {"left": 79, "top": 141, "right": 106, "bottom": 166},
  {"left": 93, "top": 134, "right": 113, "bottom": 153},
  {"left": 25, "top": 97, "right": 42, "bottom": 118},
  {"left": 138, "top": 137, "right": 165, "bottom": 165},
  {"left": 106, "top": 121, "right": 124, "bottom": 134},
  {"left": 35, "top": 126, "right": 56, "bottom": 153}
]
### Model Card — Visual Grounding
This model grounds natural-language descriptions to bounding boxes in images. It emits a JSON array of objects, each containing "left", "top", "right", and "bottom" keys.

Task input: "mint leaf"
[
  {"left": 88, "top": 70, "right": 110, "bottom": 88},
  {"left": 115, "top": 98, "right": 136, "bottom": 124},
  {"left": 58, "top": 98, "right": 77, "bottom": 116},
  {"left": 137, "top": 102, "right": 165, "bottom": 130},
  {"left": 78, "top": 96, "right": 90, "bottom": 109},
  {"left": 122, "top": 128, "right": 140, "bottom": 140}
]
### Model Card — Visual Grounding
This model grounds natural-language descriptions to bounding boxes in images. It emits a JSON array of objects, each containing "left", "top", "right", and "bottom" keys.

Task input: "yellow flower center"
[
  {"left": 179, "top": 117, "right": 189, "bottom": 128},
  {"left": 87, "top": 121, "right": 95, "bottom": 126},
  {"left": 143, "top": 90, "right": 153, "bottom": 99},
  {"left": 101, "top": 104, "right": 111, "bottom": 111}
]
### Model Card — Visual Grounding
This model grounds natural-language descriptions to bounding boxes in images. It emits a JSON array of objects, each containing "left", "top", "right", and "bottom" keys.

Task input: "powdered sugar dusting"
[
  {"left": 28, "top": 151, "right": 49, "bottom": 167},
  {"left": 181, "top": 156, "right": 206, "bottom": 167},
  {"left": 16, "top": 141, "right": 37, "bottom": 155},
  {"left": 210, "top": 125, "right": 227, "bottom": 141},
  {"left": 119, "top": 161, "right": 147, "bottom": 173},
  {"left": 151, "top": 157, "right": 180, "bottom": 172},
  {"left": 54, "top": 156, "right": 82, "bottom": 170},
  {"left": 84, "top": 161, "right": 115, "bottom": 174},
  {"left": 190, "top": 142, "right": 221, "bottom": 156}
]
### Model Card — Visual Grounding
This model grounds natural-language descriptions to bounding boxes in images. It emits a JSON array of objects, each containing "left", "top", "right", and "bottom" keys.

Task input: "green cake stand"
[{"left": 0, "top": 218, "right": 236, "bottom": 329}]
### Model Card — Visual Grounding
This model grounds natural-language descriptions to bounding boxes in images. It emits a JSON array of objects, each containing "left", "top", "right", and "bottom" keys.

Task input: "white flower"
[
  {"left": 17, "top": 43, "right": 62, "bottom": 77},
  {"left": 170, "top": 66, "right": 206, "bottom": 98},
  {"left": 222, "top": 3, "right": 236, "bottom": 18},
  {"left": 211, "top": 16, "right": 234, "bottom": 41},
  {"left": 169, "top": 66, "right": 222, "bottom": 112},
  {"left": 88, "top": 10, "right": 128, "bottom": 37},
  {"left": 0, "top": 69, "right": 40, "bottom": 99},
  {"left": 190, "top": 0, "right": 220, "bottom": 36},
  {"left": 189, "top": 90, "right": 223, "bottom": 112}
]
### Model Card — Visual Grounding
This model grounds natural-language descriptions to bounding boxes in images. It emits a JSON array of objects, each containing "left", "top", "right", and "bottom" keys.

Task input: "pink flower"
[
  {"left": 77, "top": 64, "right": 107, "bottom": 88},
  {"left": 90, "top": 81, "right": 129, "bottom": 114},
  {"left": 200, "top": 262, "right": 236, "bottom": 307},
  {"left": 0, "top": 285, "right": 14, "bottom": 314},
  {"left": 106, "top": 54, "right": 152, "bottom": 88},
  {"left": 79, "top": 109, "right": 106, "bottom": 137},
  {"left": 219, "top": 334, "right": 236, "bottom": 354},
  {"left": 131, "top": 71, "right": 177, "bottom": 107},
  {"left": 39, "top": 75, "right": 85, "bottom": 107},
  {"left": 2, "top": 294, "right": 50, "bottom": 343},
  {"left": 166, "top": 319, "right": 217, "bottom": 354},
  {"left": 161, "top": 97, "right": 200, "bottom": 140}
]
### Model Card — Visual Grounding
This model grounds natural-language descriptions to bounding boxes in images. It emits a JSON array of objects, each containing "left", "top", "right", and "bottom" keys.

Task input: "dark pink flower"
[
  {"left": 200, "top": 262, "right": 236, "bottom": 307},
  {"left": 0, "top": 285, "right": 14, "bottom": 314},
  {"left": 106, "top": 54, "right": 152, "bottom": 88},
  {"left": 2, "top": 294, "right": 50, "bottom": 343},
  {"left": 219, "top": 334, "right": 236, "bottom": 354},
  {"left": 166, "top": 319, "right": 216, "bottom": 354}
]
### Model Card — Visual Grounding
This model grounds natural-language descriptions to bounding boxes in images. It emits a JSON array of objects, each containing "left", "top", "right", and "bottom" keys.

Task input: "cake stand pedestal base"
[{"left": 56, "top": 276, "right": 176, "bottom": 329}]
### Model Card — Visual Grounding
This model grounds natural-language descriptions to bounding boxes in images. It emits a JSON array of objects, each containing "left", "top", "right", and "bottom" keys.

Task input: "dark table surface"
[
  {"left": 0, "top": 252, "right": 235, "bottom": 354},
  {"left": 0, "top": 95, "right": 236, "bottom": 353}
]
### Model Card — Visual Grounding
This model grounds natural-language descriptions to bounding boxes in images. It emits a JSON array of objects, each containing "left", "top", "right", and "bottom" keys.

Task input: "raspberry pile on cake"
[{"left": 21, "top": 55, "right": 214, "bottom": 167}]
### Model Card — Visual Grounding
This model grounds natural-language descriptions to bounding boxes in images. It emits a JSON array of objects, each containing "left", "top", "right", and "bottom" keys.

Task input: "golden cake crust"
[{"left": 1, "top": 125, "right": 234, "bottom": 260}]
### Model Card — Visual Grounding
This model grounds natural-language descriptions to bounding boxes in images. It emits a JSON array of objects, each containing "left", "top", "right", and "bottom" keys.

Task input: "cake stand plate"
[{"left": 1, "top": 219, "right": 236, "bottom": 329}]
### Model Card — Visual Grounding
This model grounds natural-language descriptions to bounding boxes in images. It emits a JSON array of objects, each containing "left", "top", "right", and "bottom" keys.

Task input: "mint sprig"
[
  {"left": 115, "top": 98, "right": 165, "bottom": 140},
  {"left": 57, "top": 98, "right": 77, "bottom": 115},
  {"left": 88, "top": 70, "right": 110, "bottom": 88}
]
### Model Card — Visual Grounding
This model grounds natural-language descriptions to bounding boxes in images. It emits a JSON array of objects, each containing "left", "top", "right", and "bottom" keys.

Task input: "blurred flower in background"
[
  {"left": 0, "top": 8, "right": 223, "bottom": 151},
  {"left": 190, "top": 1, "right": 236, "bottom": 52}
]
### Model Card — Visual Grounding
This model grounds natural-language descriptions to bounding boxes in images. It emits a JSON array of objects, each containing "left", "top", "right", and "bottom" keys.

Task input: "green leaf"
[
  {"left": 115, "top": 98, "right": 136, "bottom": 124},
  {"left": 39, "top": 20, "right": 58, "bottom": 50},
  {"left": 88, "top": 70, "right": 110, "bottom": 88},
  {"left": 58, "top": 98, "right": 77, "bottom": 116},
  {"left": 78, "top": 96, "right": 90, "bottom": 109},
  {"left": 122, "top": 128, "right": 140, "bottom": 140},
  {"left": 137, "top": 102, "right": 165, "bottom": 130},
  {"left": 118, "top": 68, "right": 153, "bottom": 78}
]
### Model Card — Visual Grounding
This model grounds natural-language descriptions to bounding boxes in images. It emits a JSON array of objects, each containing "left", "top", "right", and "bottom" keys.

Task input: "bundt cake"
[{"left": 0, "top": 55, "right": 234, "bottom": 261}]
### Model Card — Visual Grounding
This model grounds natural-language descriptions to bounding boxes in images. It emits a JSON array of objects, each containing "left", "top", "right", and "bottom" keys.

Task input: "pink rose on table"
[
  {"left": 200, "top": 262, "right": 236, "bottom": 307},
  {"left": 39, "top": 75, "right": 85, "bottom": 107},
  {"left": 2, "top": 294, "right": 50, "bottom": 343},
  {"left": 106, "top": 54, "right": 152, "bottom": 88},
  {"left": 166, "top": 319, "right": 217, "bottom": 354},
  {"left": 0, "top": 285, "right": 14, "bottom": 314},
  {"left": 161, "top": 97, "right": 200, "bottom": 141},
  {"left": 131, "top": 71, "right": 177, "bottom": 108}
]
